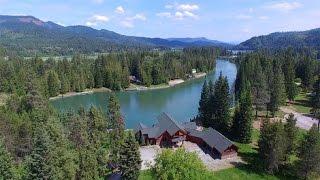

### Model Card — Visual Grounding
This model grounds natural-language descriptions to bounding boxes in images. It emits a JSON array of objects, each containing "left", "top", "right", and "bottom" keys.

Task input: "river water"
[{"left": 51, "top": 59, "right": 237, "bottom": 128}]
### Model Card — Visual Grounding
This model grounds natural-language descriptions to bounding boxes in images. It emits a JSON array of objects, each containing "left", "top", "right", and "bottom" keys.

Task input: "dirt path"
[{"left": 280, "top": 107, "right": 319, "bottom": 130}]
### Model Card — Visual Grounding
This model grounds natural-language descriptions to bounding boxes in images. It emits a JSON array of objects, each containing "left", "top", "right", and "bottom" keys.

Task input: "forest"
[{"left": 0, "top": 47, "right": 221, "bottom": 98}]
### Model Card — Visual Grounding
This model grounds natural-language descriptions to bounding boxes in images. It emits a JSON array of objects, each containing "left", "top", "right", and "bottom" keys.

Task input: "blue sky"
[{"left": 0, "top": 0, "right": 319, "bottom": 42}]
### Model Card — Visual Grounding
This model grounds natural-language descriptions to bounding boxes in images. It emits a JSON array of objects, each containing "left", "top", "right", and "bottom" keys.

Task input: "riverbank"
[
  {"left": 49, "top": 87, "right": 112, "bottom": 100},
  {"left": 126, "top": 72, "right": 207, "bottom": 91}
]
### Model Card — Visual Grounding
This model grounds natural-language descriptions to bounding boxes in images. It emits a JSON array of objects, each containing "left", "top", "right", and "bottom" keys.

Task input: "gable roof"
[
  {"left": 189, "top": 127, "right": 234, "bottom": 154},
  {"left": 157, "top": 113, "right": 186, "bottom": 136}
]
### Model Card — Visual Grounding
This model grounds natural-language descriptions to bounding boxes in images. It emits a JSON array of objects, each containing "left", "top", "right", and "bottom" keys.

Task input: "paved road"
[{"left": 280, "top": 107, "right": 319, "bottom": 130}]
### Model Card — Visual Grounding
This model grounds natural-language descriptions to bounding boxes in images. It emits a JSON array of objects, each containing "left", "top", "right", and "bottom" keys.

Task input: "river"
[{"left": 51, "top": 59, "right": 237, "bottom": 128}]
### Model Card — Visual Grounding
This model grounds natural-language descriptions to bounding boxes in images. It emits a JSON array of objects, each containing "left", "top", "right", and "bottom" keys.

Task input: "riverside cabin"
[{"left": 135, "top": 113, "right": 238, "bottom": 159}]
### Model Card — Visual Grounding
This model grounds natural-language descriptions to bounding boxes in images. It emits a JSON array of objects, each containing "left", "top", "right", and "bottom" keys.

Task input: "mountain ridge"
[{"left": 0, "top": 15, "right": 232, "bottom": 56}]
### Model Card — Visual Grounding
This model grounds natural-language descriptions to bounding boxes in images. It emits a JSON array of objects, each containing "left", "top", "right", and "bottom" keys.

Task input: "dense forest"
[
  {"left": 0, "top": 15, "right": 230, "bottom": 56},
  {"left": 196, "top": 47, "right": 320, "bottom": 179},
  {"left": 0, "top": 47, "right": 221, "bottom": 98},
  {"left": 238, "top": 28, "right": 320, "bottom": 50}
]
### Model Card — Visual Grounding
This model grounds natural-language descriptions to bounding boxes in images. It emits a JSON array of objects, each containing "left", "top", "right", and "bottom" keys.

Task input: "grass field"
[
  {"left": 290, "top": 92, "right": 312, "bottom": 114},
  {"left": 138, "top": 129, "right": 297, "bottom": 180}
]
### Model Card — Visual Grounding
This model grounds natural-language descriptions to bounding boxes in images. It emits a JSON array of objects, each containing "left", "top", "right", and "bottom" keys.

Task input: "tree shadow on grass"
[{"left": 230, "top": 148, "right": 296, "bottom": 180}]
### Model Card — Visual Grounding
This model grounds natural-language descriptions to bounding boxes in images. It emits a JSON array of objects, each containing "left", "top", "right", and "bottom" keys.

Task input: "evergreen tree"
[
  {"left": 59, "top": 74, "right": 70, "bottom": 95},
  {"left": 251, "top": 60, "right": 270, "bottom": 118},
  {"left": 210, "top": 73, "right": 231, "bottom": 135},
  {"left": 107, "top": 94, "right": 125, "bottom": 163},
  {"left": 47, "top": 70, "right": 60, "bottom": 97},
  {"left": 0, "top": 139, "right": 15, "bottom": 179},
  {"left": 258, "top": 119, "right": 286, "bottom": 174},
  {"left": 25, "top": 125, "right": 52, "bottom": 180},
  {"left": 282, "top": 50, "right": 298, "bottom": 102},
  {"left": 119, "top": 133, "right": 141, "bottom": 180},
  {"left": 311, "top": 77, "right": 320, "bottom": 128},
  {"left": 231, "top": 86, "right": 253, "bottom": 143},
  {"left": 269, "top": 60, "right": 286, "bottom": 117},
  {"left": 198, "top": 81, "right": 210, "bottom": 127},
  {"left": 284, "top": 113, "right": 298, "bottom": 161},
  {"left": 77, "top": 146, "right": 99, "bottom": 180},
  {"left": 298, "top": 125, "right": 320, "bottom": 180}
]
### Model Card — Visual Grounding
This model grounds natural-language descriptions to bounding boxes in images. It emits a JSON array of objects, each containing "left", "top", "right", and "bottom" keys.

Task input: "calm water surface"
[{"left": 51, "top": 59, "right": 237, "bottom": 128}]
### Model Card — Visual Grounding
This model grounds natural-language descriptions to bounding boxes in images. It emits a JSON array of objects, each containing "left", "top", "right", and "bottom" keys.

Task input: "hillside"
[
  {"left": 0, "top": 15, "right": 231, "bottom": 56},
  {"left": 238, "top": 28, "right": 320, "bottom": 50}
]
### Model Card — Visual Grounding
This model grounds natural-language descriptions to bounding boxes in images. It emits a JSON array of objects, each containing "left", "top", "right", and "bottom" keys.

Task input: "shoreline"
[
  {"left": 49, "top": 87, "right": 112, "bottom": 100},
  {"left": 49, "top": 72, "right": 207, "bottom": 100}
]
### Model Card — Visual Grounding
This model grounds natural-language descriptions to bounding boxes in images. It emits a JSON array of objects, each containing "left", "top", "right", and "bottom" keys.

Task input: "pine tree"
[
  {"left": 258, "top": 119, "right": 286, "bottom": 174},
  {"left": 47, "top": 70, "right": 60, "bottom": 97},
  {"left": 77, "top": 146, "right": 99, "bottom": 180},
  {"left": 231, "top": 86, "right": 253, "bottom": 143},
  {"left": 298, "top": 125, "right": 320, "bottom": 180},
  {"left": 269, "top": 60, "right": 286, "bottom": 117},
  {"left": 251, "top": 60, "right": 270, "bottom": 118},
  {"left": 311, "top": 77, "right": 320, "bottom": 128},
  {"left": 282, "top": 49, "right": 298, "bottom": 102},
  {"left": 198, "top": 81, "right": 210, "bottom": 127},
  {"left": 25, "top": 125, "right": 52, "bottom": 180},
  {"left": 210, "top": 73, "right": 231, "bottom": 135},
  {"left": 59, "top": 74, "right": 70, "bottom": 95},
  {"left": 0, "top": 139, "right": 15, "bottom": 179},
  {"left": 119, "top": 133, "right": 141, "bottom": 180},
  {"left": 107, "top": 94, "right": 125, "bottom": 163},
  {"left": 283, "top": 113, "right": 298, "bottom": 161}
]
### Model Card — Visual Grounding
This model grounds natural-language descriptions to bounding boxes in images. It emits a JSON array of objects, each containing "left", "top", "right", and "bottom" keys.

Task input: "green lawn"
[
  {"left": 138, "top": 129, "right": 296, "bottom": 180},
  {"left": 290, "top": 92, "right": 312, "bottom": 114}
]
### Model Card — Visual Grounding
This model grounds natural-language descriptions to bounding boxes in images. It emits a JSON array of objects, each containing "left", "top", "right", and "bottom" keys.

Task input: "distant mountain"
[
  {"left": 167, "top": 37, "right": 233, "bottom": 48},
  {"left": 238, "top": 28, "right": 320, "bottom": 50},
  {"left": 0, "top": 15, "right": 230, "bottom": 56}
]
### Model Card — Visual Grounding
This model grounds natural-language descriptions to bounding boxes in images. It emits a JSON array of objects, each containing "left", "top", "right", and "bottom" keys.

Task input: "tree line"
[
  {"left": 0, "top": 47, "right": 221, "bottom": 98},
  {"left": 197, "top": 47, "right": 320, "bottom": 179},
  {"left": 0, "top": 77, "right": 141, "bottom": 179}
]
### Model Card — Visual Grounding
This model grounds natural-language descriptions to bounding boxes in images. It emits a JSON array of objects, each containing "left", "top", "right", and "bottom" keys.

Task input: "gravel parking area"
[
  {"left": 139, "top": 145, "right": 161, "bottom": 170},
  {"left": 182, "top": 141, "right": 244, "bottom": 171}
]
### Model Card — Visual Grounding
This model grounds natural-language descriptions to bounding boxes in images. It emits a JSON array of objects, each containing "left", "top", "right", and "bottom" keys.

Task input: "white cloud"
[
  {"left": 120, "top": 20, "right": 134, "bottom": 28},
  {"left": 92, "top": 0, "right": 104, "bottom": 4},
  {"left": 259, "top": 16, "right": 269, "bottom": 20},
  {"left": 86, "top": 21, "right": 97, "bottom": 26},
  {"left": 115, "top": 6, "right": 125, "bottom": 14},
  {"left": 177, "top": 4, "right": 199, "bottom": 11},
  {"left": 265, "top": 2, "right": 302, "bottom": 12},
  {"left": 86, "top": 14, "right": 109, "bottom": 27},
  {"left": 235, "top": 14, "right": 252, "bottom": 20},
  {"left": 120, "top": 14, "right": 146, "bottom": 28},
  {"left": 165, "top": 4, "right": 174, "bottom": 9},
  {"left": 129, "top": 14, "right": 147, "bottom": 21},
  {"left": 156, "top": 12, "right": 172, "bottom": 18},
  {"left": 158, "top": 3, "right": 199, "bottom": 20}
]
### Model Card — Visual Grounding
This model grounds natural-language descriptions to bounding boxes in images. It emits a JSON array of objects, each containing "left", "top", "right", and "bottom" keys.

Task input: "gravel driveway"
[
  {"left": 281, "top": 107, "right": 319, "bottom": 130},
  {"left": 182, "top": 141, "right": 243, "bottom": 171},
  {"left": 139, "top": 145, "right": 161, "bottom": 170}
]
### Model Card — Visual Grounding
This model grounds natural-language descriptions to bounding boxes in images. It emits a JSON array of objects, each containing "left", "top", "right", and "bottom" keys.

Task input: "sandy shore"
[
  {"left": 51, "top": 72, "right": 208, "bottom": 98},
  {"left": 49, "top": 87, "right": 111, "bottom": 100}
]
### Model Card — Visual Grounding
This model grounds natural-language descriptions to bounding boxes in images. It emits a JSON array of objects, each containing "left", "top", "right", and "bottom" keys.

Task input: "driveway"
[
  {"left": 139, "top": 145, "right": 161, "bottom": 170},
  {"left": 280, "top": 107, "right": 319, "bottom": 130},
  {"left": 182, "top": 141, "right": 243, "bottom": 171}
]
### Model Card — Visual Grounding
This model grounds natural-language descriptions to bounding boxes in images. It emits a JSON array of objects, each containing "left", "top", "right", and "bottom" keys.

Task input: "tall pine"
[
  {"left": 231, "top": 85, "right": 253, "bottom": 143},
  {"left": 198, "top": 80, "right": 210, "bottom": 127},
  {"left": 269, "top": 60, "right": 286, "bottom": 117},
  {"left": 119, "top": 132, "right": 141, "bottom": 180},
  {"left": 211, "top": 73, "right": 231, "bottom": 135},
  {"left": 258, "top": 119, "right": 286, "bottom": 174},
  {"left": 0, "top": 139, "right": 15, "bottom": 179},
  {"left": 298, "top": 124, "right": 320, "bottom": 179}
]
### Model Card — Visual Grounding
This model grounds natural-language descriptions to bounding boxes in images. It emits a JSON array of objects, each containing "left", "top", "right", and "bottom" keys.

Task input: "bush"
[{"left": 153, "top": 148, "right": 214, "bottom": 180}]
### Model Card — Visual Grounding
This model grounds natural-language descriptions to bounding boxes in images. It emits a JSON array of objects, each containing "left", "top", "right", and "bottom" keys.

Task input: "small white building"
[{"left": 192, "top": 69, "right": 197, "bottom": 74}]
